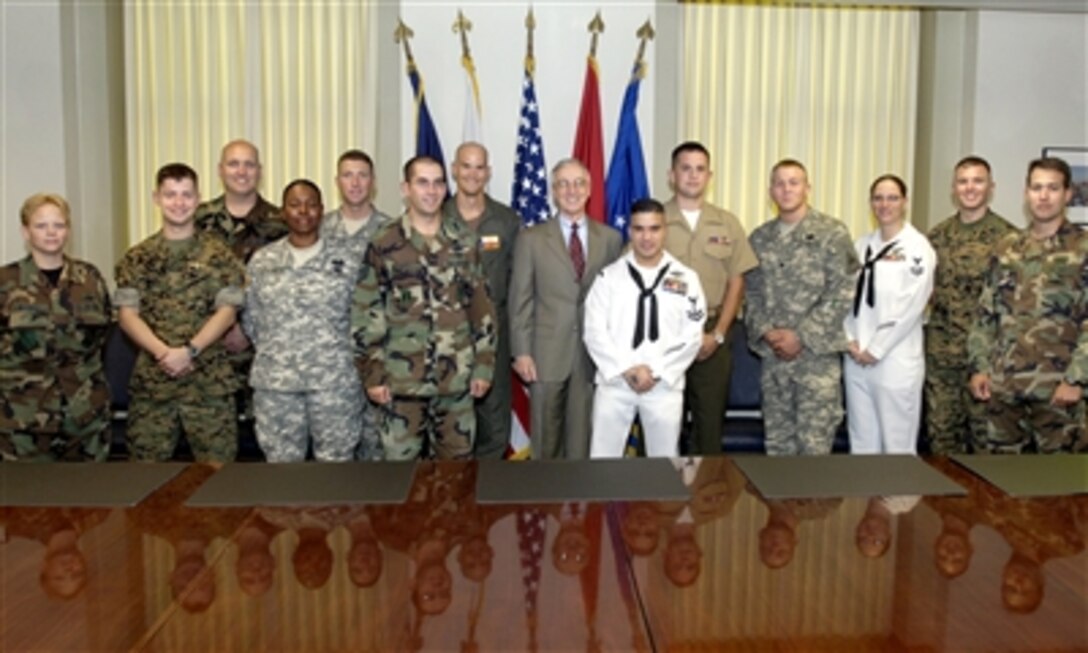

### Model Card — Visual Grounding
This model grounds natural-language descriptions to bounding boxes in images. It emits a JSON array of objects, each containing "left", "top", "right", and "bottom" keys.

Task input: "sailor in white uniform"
[
  {"left": 584, "top": 199, "right": 707, "bottom": 458},
  {"left": 844, "top": 175, "right": 936, "bottom": 454}
]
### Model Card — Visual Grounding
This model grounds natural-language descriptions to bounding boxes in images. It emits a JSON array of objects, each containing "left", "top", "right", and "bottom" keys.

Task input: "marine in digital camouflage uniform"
[
  {"left": 244, "top": 179, "right": 364, "bottom": 462},
  {"left": 1, "top": 194, "right": 112, "bottom": 461},
  {"left": 924, "top": 157, "right": 1016, "bottom": 454},
  {"left": 745, "top": 160, "right": 859, "bottom": 455},
  {"left": 194, "top": 140, "right": 287, "bottom": 420},
  {"left": 352, "top": 156, "right": 496, "bottom": 461},
  {"left": 442, "top": 143, "right": 522, "bottom": 460},
  {"left": 0, "top": 257, "right": 111, "bottom": 461},
  {"left": 116, "top": 163, "right": 245, "bottom": 462},
  {"left": 967, "top": 157, "right": 1088, "bottom": 453},
  {"left": 323, "top": 149, "right": 393, "bottom": 461}
]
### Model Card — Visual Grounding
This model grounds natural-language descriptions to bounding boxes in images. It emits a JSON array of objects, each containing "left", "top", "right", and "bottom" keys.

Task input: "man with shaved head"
[
  {"left": 442, "top": 142, "right": 522, "bottom": 459},
  {"left": 195, "top": 139, "right": 288, "bottom": 425}
]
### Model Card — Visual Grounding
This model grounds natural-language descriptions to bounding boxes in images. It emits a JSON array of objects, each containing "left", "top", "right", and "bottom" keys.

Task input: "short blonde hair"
[{"left": 20, "top": 193, "right": 71, "bottom": 227}]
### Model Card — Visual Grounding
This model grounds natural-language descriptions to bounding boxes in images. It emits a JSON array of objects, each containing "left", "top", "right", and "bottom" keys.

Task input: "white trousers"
[
  {"left": 590, "top": 380, "right": 684, "bottom": 458},
  {"left": 844, "top": 354, "right": 922, "bottom": 454}
]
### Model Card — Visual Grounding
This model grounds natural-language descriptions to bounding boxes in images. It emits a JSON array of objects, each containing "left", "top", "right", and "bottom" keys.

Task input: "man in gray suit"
[{"left": 509, "top": 158, "right": 623, "bottom": 459}]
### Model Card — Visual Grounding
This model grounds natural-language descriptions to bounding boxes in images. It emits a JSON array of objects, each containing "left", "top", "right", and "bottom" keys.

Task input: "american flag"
[
  {"left": 516, "top": 507, "right": 547, "bottom": 647},
  {"left": 508, "top": 56, "right": 549, "bottom": 459},
  {"left": 511, "top": 67, "right": 549, "bottom": 226}
]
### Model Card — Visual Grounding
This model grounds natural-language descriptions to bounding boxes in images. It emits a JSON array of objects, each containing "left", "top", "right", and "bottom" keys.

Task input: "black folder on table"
[
  {"left": 185, "top": 462, "right": 416, "bottom": 506},
  {"left": 733, "top": 455, "right": 966, "bottom": 499},
  {"left": 0, "top": 462, "right": 187, "bottom": 507},
  {"left": 951, "top": 454, "right": 1087, "bottom": 497}
]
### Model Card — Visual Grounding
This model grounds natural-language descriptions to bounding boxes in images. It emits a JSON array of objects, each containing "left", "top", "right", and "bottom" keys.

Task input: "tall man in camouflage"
[
  {"left": 745, "top": 160, "right": 859, "bottom": 455},
  {"left": 442, "top": 142, "right": 522, "bottom": 459},
  {"left": 323, "top": 149, "right": 393, "bottom": 461},
  {"left": 116, "top": 163, "right": 245, "bottom": 461},
  {"left": 968, "top": 157, "right": 1088, "bottom": 453},
  {"left": 244, "top": 180, "right": 364, "bottom": 462},
  {"left": 1, "top": 193, "right": 112, "bottom": 461},
  {"left": 664, "top": 142, "right": 759, "bottom": 455},
  {"left": 925, "top": 156, "right": 1016, "bottom": 454},
  {"left": 323, "top": 149, "right": 393, "bottom": 260},
  {"left": 194, "top": 140, "right": 287, "bottom": 420},
  {"left": 352, "top": 156, "right": 497, "bottom": 460}
]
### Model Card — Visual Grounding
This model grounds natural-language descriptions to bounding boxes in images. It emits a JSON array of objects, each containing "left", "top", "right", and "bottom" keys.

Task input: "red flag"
[{"left": 572, "top": 56, "right": 607, "bottom": 223}]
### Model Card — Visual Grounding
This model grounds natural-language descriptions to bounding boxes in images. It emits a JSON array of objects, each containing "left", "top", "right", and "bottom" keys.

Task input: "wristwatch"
[
  {"left": 712, "top": 330, "right": 725, "bottom": 346},
  {"left": 186, "top": 341, "right": 201, "bottom": 359}
]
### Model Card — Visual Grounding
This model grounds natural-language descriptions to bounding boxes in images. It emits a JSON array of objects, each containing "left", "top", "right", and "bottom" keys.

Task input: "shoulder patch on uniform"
[
  {"left": 480, "top": 234, "right": 501, "bottom": 251},
  {"left": 686, "top": 295, "right": 705, "bottom": 322}
]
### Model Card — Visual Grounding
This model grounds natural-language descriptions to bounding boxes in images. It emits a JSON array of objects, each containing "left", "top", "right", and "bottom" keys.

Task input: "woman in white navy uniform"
[
  {"left": 584, "top": 199, "right": 707, "bottom": 458},
  {"left": 844, "top": 175, "right": 936, "bottom": 454}
]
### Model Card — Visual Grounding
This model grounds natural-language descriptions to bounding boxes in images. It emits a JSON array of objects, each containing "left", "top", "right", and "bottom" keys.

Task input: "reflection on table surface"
[{"left": 1, "top": 458, "right": 1085, "bottom": 652}]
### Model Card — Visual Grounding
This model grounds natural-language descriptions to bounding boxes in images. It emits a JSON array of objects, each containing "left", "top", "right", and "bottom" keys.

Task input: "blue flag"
[
  {"left": 407, "top": 62, "right": 446, "bottom": 173},
  {"left": 512, "top": 65, "right": 549, "bottom": 226},
  {"left": 605, "top": 65, "right": 650, "bottom": 241}
]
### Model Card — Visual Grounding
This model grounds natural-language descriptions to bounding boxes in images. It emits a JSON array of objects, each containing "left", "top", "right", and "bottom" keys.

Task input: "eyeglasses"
[{"left": 554, "top": 178, "right": 589, "bottom": 191}]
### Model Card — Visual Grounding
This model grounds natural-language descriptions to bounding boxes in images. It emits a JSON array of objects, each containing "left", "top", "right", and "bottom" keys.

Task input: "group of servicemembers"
[{"left": 2, "top": 137, "right": 1086, "bottom": 464}]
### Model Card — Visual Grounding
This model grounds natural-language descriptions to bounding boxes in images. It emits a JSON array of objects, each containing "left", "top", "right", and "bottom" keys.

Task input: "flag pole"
[
  {"left": 394, "top": 18, "right": 415, "bottom": 65},
  {"left": 588, "top": 11, "right": 604, "bottom": 58},
  {"left": 633, "top": 19, "right": 655, "bottom": 77},
  {"left": 525, "top": 8, "right": 536, "bottom": 75}
]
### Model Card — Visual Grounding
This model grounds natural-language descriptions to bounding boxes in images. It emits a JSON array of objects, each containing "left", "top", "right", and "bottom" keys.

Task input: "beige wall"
[
  {"left": 1, "top": 1, "right": 126, "bottom": 283},
  {"left": 914, "top": 9, "right": 1088, "bottom": 230}
]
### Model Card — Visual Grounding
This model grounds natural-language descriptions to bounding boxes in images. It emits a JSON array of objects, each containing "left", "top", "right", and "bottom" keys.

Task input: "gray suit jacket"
[{"left": 509, "top": 216, "right": 623, "bottom": 382}]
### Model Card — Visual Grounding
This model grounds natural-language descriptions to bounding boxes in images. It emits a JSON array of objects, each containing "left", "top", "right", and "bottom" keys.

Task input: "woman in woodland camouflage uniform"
[{"left": 0, "top": 194, "right": 112, "bottom": 461}]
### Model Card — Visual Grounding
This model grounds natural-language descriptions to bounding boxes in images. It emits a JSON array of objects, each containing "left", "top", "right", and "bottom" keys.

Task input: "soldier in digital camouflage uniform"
[
  {"left": 244, "top": 179, "right": 364, "bottom": 462},
  {"left": 352, "top": 156, "right": 496, "bottom": 461},
  {"left": 925, "top": 156, "right": 1016, "bottom": 454},
  {"left": 194, "top": 140, "right": 287, "bottom": 420},
  {"left": 745, "top": 160, "right": 859, "bottom": 455},
  {"left": 322, "top": 149, "right": 393, "bottom": 461},
  {"left": 968, "top": 157, "right": 1088, "bottom": 454},
  {"left": 442, "top": 142, "right": 522, "bottom": 460},
  {"left": 116, "top": 163, "right": 245, "bottom": 462},
  {"left": 1, "top": 193, "right": 111, "bottom": 461}
]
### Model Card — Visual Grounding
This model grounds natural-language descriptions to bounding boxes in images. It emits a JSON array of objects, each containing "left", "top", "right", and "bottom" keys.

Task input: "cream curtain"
[
  {"left": 680, "top": 4, "right": 919, "bottom": 238},
  {"left": 124, "top": 2, "right": 380, "bottom": 243}
]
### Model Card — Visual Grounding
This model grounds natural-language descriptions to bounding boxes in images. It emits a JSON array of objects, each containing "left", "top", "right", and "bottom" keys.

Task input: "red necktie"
[{"left": 570, "top": 222, "right": 586, "bottom": 280}]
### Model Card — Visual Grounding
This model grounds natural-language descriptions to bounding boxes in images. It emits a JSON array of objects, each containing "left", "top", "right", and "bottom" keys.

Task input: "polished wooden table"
[{"left": 1, "top": 459, "right": 1084, "bottom": 652}]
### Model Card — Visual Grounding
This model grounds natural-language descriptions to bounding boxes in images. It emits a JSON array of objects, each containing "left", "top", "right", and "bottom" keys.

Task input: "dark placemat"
[
  {"left": 475, "top": 458, "right": 691, "bottom": 504},
  {"left": 185, "top": 462, "right": 416, "bottom": 506},
  {"left": 733, "top": 455, "right": 966, "bottom": 499},
  {"left": 0, "top": 462, "right": 187, "bottom": 506},
  {"left": 950, "top": 454, "right": 1088, "bottom": 497}
]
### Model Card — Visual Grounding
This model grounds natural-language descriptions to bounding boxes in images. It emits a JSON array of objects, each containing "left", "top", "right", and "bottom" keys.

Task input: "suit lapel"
[{"left": 583, "top": 220, "right": 609, "bottom": 287}]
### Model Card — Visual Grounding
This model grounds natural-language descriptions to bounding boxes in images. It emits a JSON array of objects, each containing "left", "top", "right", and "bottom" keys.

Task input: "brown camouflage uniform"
[
  {"left": 0, "top": 256, "right": 111, "bottom": 461},
  {"left": 925, "top": 210, "right": 1016, "bottom": 454},
  {"left": 194, "top": 194, "right": 287, "bottom": 418},
  {"left": 352, "top": 215, "right": 497, "bottom": 461},
  {"left": 967, "top": 219, "right": 1088, "bottom": 453},
  {"left": 115, "top": 232, "right": 244, "bottom": 461}
]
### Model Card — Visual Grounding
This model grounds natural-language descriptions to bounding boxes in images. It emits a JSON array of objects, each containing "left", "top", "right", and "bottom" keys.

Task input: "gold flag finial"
[
  {"left": 634, "top": 19, "right": 655, "bottom": 71},
  {"left": 588, "top": 11, "right": 605, "bottom": 58},
  {"left": 525, "top": 8, "right": 537, "bottom": 74},
  {"left": 394, "top": 19, "right": 415, "bottom": 61},
  {"left": 453, "top": 10, "right": 473, "bottom": 60}
]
